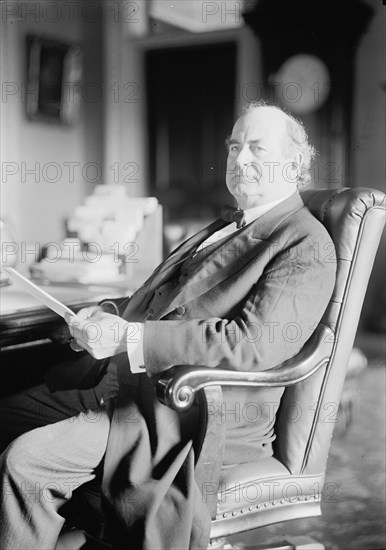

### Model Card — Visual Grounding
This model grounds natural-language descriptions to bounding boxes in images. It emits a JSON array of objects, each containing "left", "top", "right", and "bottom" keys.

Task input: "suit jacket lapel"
[
  {"left": 153, "top": 218, "right": 226, "bottom": 282},
  {"left": 122, "top": 218, "right": 226, "bottom": 320},
  {"left": 157, "top": 192, "right": 304, "bottom": 318}
]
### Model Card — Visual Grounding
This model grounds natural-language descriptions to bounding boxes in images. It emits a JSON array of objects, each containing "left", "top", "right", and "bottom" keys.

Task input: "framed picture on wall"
[{"left": 26, "top": 35, "right": 82, "bottom": 125}]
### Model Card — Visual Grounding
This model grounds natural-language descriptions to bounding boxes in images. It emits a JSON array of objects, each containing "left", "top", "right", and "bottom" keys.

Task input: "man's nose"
[{"left": 235, "top": 146, "right": 252, "bottom": 168}]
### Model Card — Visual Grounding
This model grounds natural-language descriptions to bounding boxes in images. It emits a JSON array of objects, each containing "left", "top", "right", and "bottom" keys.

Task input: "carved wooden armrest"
[{"left": 155, "top": 325, "right": 335, "bottom": 412}]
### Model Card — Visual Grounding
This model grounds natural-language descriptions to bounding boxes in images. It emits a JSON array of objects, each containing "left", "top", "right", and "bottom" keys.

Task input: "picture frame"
[{"left": 26, "top": 35, "right": 82, "bottom": 125}]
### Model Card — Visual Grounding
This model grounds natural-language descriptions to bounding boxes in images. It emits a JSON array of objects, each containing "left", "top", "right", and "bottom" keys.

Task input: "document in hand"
[{"left": 2, "top": 267, "right": 76, "bottom": 319}]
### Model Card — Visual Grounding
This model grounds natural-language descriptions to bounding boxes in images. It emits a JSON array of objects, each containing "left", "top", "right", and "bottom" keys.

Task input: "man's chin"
[{"left": 229, "top": 180, "right": 257, "bottom": 197}]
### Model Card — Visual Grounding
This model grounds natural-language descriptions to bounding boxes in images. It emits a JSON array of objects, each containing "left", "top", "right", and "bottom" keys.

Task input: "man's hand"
[{"left": 65, "top": 306, "right": 131, "bottom": 360}]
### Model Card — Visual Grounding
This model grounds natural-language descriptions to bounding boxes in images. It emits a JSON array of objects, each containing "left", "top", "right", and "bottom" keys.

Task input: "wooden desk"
[
  {"left": 0, "top": 282, "right": 132, "bottom": 396},
  {"left": 0, "top": 282, "right": 131, "bottom": 349}
]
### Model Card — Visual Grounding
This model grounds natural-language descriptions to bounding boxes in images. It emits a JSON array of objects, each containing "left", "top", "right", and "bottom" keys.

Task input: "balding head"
[
  {"left": 233, "top": 106, "right": 288, "bottom": 151},
  {"left": 225, "top": 102, "right": 313, "bottom": 209},
  {"left": 239, "top": 102, "right": 316, "bottom": 188}
]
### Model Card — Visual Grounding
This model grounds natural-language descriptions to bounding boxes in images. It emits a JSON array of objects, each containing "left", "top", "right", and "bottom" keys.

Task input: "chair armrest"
[
  {"left": 155, "top": 325, "right": 335, "bottom": 412},
  {"left": 98, "top": 297, "right": 130, "bottom": 316}
]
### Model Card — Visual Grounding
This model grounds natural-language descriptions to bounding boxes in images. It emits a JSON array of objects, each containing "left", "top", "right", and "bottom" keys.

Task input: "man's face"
[{"left": 226, "top": 107, "right": 299, "bottom": 209}]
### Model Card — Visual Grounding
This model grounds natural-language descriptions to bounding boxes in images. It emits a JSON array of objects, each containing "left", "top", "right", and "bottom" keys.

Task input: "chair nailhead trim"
[{"left": 217, "top": 494, "right": 322, "bottom": 520}]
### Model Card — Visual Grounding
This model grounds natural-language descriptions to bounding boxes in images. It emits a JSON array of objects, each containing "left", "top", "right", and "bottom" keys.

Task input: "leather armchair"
[
  {"left": 58, "top": 187, "right": 386, "bottom": 549},
  {"left": 156, "top": 187, "right": 386, "bottom": 544}
]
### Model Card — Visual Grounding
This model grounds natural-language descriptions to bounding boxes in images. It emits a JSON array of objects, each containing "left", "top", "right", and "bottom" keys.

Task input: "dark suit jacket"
[{"left": 50, "top": 192, "right": 337, "bottom": 549}]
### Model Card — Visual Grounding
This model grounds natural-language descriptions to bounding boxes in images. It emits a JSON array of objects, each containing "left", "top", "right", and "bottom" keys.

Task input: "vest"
[{"left": 146, "top": 237, "right": 224, "bottom": 318}]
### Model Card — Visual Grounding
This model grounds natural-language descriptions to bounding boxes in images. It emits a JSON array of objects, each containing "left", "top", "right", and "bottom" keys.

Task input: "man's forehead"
[{"left": 231, "top": 107, "right": 287, "bottom": 139}]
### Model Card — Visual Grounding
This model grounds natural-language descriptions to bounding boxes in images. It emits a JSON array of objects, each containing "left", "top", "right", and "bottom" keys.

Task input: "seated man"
[{"left": 0, "top": 101, "right": 336, "bottom": 550}]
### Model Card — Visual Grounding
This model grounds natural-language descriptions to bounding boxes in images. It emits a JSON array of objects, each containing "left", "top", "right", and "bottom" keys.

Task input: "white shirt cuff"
[{"left": 126, "top": 322, "right": 145, "bottom": 373}]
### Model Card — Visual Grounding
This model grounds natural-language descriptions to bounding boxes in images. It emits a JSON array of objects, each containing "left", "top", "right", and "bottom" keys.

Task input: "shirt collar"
[{"left": 242, "top": 191, "right": 297, "bottom": 225}]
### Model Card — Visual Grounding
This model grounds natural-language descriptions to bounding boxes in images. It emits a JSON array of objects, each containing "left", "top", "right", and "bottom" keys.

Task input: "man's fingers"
[{"left": 76, "top": 306, "right": 103, "bottom": 321}]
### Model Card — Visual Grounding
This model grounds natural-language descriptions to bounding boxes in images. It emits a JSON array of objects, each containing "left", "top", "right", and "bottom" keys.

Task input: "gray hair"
[{"left": 241, "top": 100, "right": 316, "bottom": 189}]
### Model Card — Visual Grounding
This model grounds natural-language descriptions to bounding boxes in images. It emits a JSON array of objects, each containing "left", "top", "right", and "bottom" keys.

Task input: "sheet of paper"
[{"left": 2, "top": 267, "right": 76, "bottom": 319}]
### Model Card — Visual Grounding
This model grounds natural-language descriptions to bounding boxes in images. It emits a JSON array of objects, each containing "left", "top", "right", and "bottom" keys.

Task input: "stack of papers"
[{"left": 30, "top": 252, "right": 125, "bottom": 285}]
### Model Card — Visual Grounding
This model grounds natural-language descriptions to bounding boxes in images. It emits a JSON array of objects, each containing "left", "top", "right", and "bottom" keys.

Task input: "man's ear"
[
  {"left": 287, "top": 152, "right": 303, "bottom": 183},
  {"left": 292, "top": 152, "right": 303, "bottom": 172}
]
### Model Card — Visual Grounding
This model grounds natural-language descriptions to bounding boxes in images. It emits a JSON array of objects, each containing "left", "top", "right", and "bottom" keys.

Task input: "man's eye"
[
  {"left": 230, "top": 145, "right": 240, "bottom": 152},
  {"left": 251, "top": 145, "right": 266, "bottom": 153}
]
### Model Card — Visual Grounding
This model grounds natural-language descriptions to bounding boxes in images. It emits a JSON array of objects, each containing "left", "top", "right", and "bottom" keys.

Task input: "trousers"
[{"left": 0, "top": 379, "right": 113, "bottom": 550}]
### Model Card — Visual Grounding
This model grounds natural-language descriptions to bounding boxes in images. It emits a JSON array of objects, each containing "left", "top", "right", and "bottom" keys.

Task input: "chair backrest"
[{"left": 274, "top": 187, "right": 386, "bottom": 476}]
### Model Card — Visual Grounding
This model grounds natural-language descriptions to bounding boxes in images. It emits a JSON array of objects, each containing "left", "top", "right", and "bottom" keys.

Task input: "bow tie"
[{"left": 220, "top": 205, "right": 246, "bottom": 229}]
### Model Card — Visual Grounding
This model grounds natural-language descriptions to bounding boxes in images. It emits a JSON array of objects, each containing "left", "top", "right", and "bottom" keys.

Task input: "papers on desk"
[
  {"left": 29, "top": 189, "right": 159, "bottom": 285},
  {"left": 66, "top": 187, "right": 159, "bottom": 253},
  {"left": 2, "top": 268, "right": 76, "bottom": 318},
  {"left": 30, "top": 248, "right": 126, "bottom": 285}
]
